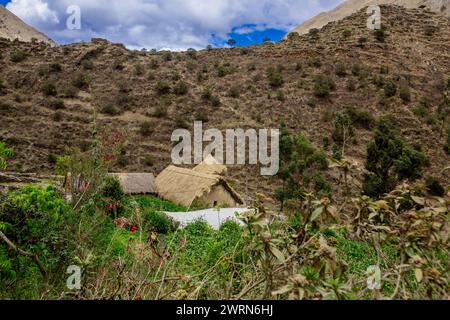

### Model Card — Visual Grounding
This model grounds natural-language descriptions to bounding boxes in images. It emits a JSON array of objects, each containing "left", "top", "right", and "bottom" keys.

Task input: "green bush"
[
  {"left": 335, "top": 62, "right": 347, "bottom": 77},
  {"left": 314, "top": 75, "right": 335, "bottom": 99},
  {"left": 173, "top": 81, "right": 188, "bottom": 95},
  {"left": 444, "top": 127, "right": 450, "bottom": 155},
  {"left": 63, "top": 85, "right": 78, "bottom": 98},
  {"left": 374, "top": 29, "right": 385, "bottom": 42},
  {"left": 363, "top": 119, "right": 429, "bottom": 197},
  {"left": 399, "top": 87, "right": 411, "bottom": 103},
  {"left": 72, "top": 73, "right": 89, "bottom": 89},
  {"left": 344, "top": 106, "right": 376, "bottom": 129},
  {"left": 229, "top": 85, "right": 240, "bottom": 98},
  {"left": 50, "top": 63, "right": 62, "bottom": 72},
  {"left": 10, "top": 49, "right": 27, "bottom": 63},
  {"left": 41, "top": 81, "right": 57, "bottom": 96},
  {"left": 140, "top": 121, "right": 154, "bottom": 136},
  {"left": 384, "top": 81, "right": 397, "bottom": 98},
  {"left": 0, "top": 141, "right": 13, "bottom": 170},
  {"left": 0, "top": 185, "right": 73, "bottom": 282},
  {"left": 0, "top": 79, "right": 6, "bottom": 94},
  {"left": 81, "top": 59, "right": 94, "bottom": 70},
  {"left": 143, "top": 210, "right": 174, "bottom": 234},
  {"left": 425, "top": 177, "right": 445, "bottom": 197},
  {"left": 267, "top": 67, "right": 284, "bottom": 88},
  {"left": 155, "top": 81, "right": 171, "bottom": 95}
]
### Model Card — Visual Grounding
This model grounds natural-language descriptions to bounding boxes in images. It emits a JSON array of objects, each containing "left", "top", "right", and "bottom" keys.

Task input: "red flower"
[
  {"left": 130, "top": 226, "right": 137, "bottom": 233},
  {"left": 108, "top": 204, "right": 114, "bottom": 210}
]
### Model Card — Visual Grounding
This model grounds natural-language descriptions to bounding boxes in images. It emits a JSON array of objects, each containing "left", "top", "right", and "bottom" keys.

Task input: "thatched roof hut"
[
  {"left": 155, "top": 165, "right": 244, "bottom": 208},
  {"left": 110, "top": 173, "right": 156, "bottom": 195},
  {"left": 193, "top": 155, "right": 227, "bottom": 176}
]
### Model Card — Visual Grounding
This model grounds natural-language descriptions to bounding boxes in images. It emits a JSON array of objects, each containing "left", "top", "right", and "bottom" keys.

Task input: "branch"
[{"left": 0, "top": 230, "right": 48, "bottom": 279}]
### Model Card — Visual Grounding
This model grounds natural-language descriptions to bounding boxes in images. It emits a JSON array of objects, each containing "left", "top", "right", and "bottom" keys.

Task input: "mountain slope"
[
  {"left": 289, "top": 0, "right": 450, "bottom": 35},
  {"left": 0, "top": 5, "right": 55, "bottom": 46},
  {"left": 0, "top": 5, "right": 449, "bottom": 201}
]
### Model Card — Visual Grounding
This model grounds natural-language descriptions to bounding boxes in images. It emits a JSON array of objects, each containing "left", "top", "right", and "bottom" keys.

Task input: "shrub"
[
  {"left": 134, "top": 64, "right": 145, "bottom": 76},
  {"left": 63, "top": 85, "right": 78, "bottom": 98},
  {"left": 46, "top": 98, "right": 65, "bottom": 110},
  {"left": 0, "top": 185, "right": 72, "bottom": 277},
  {"left": 50, "top": 63, "right": 62, "bottom": 72},
  {"left": 425, "top": 177, "right": 445, "bottom": 197},
  {"left": 351, "top": 64, "right": 362, "bottom": 76},
  {"left": 276, "top": 90, "right": 286, "bottom": 102},
  {"left": 344, "top": 106, "right": 376, "bottom": 129},
  {"left": 0, "top": 79, "right": 6, "bottom": 94},
  {"left": 72, "top": 73, "right": 88, "bottom": 89},
  {"left": 342, "top": 29, "right": 352, "bottom": 38},
  {"left": 153, "top": 104, "right": 168, "bottom": 118},
  {"left": 357, "top": 37, "right": 367, "bottom": 48},
  {"left": 210, "top": 95, "right": 221, "bottom": 107},
  {"left": 187, "top": 48, "right": 197, "bottom": 59},
  {"left": 140, "top": 121, "right": 154, "bottom": 136},
  {"left": 0, "top": 141, "right": 13, "bottom": 170},
  {"left": 267, "top": 67, "right": 284, "bottom": 88},
  {"left": 173, "top": 81, "right": 188, "bottom": 95},
  {"left": 101, "top": 104, "right": 123, "bottom": 116},
  {"left": 314, "top": 75, "right": 335, "bottom": 99},
  {"left": 444, "top": 127, "right": 450, "bottom": 155},
  {"left": 41, "top": 81, "right": 57, "bottom": 96},
  {"left": 101, "top": 176, "right": 124, "bottom": 203},
  {"left": 143, "top": 210, "right": 174, "bottom": 234},
  {"left": 229, "top": 85, "right": 240, "bottom": 98},
  {"left": 399, "top": 86, "right": 411, "bottom": 103},
  {"left": 53, "top": 111, "right": 63, "bottom": 122},
  {"left": 81, "top": 59, "right": 94, "bottom": 70},
  {"left": 175, "top": 117, "right": 188, "bottom": 129},
  {"left": 363, "top": 118, "right": 429, "bottom": 197},
  {"left": 374, "top": 29, "right": 385, "bottom": 42},
  {"left": 143, "top": 154, "right": 154, "bottom": 167},
  {"left": 10, "top": 49, "right": 27, "bottom": 62},
  {"left": 155, "top": 81, "right": 171, "bottom": 95},
  {"left": 308, "top": 28, "right": 320, "bottom": 39},
  {"left": 384, "top": 81, "right": 397, "bottom": 98},
  {"left": 201, "top": 86, "right": 213, "bottom": 100},
  {"left": 335, "top": 62, "right": 347, "bottom": 77}
]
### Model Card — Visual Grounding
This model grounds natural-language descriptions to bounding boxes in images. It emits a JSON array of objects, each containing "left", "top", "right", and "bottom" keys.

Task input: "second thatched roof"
[
  {"left": 155, "top": 165, "right": 243, "bottom": 207},
  {"left": 110, "top": 173, "right": 156, "bottom": 195}
]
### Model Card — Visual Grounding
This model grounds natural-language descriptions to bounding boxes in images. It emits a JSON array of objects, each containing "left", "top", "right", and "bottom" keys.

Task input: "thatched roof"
[
  {"left": 155, "top": 165, "right": 243, "bottom": 207},
  {"left": 193, "top": 155, "right": 227, "bottom": 176},
  {"left": 110, "top": 173, "right": 156, "bottom": 195}
]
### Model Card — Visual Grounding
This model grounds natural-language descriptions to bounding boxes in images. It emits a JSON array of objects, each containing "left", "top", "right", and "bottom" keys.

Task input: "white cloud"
[
  {"left": 7, "top": 0, "right": 59, "bottom": 24},
  {"left": 6, "top": 0, "right": 342, "bottom": 50}
]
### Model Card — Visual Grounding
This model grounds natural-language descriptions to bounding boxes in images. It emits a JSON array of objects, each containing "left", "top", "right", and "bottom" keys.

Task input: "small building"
[
  {"left": 110, "top": 173, "right": 156, "bottom": 195},
  {"left": 155, "top": 165, "right": 244, "bottom": 208}
]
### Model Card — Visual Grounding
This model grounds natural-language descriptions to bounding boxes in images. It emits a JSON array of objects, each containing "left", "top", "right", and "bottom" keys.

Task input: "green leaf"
[
  {"left": 272, "top": 284, "right": 293, "bottom": 296},
  {"left": 310, "top": 207, "right": 323, "bottom": 222},
  {"left": 269, "top": 244, "right": 286, "bottom": 263},
  {"left": 415, "top": 268, "right": 423, "bottom": 283}
]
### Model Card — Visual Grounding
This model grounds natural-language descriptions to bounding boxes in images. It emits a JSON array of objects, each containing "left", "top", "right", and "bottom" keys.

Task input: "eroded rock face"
[
  {"left": 288, "top": 0, "right": 450, "bottom": 36},
  {"left": 0, "top": 5, "right": 55, "bottom": 46}
]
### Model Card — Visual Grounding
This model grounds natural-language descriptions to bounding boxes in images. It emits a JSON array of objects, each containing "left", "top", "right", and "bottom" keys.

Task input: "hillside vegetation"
[{"left": 0, "top": 5, "right": 449, "bottom": 300}]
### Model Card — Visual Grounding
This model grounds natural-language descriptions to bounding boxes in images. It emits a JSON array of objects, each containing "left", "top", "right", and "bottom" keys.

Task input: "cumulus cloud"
[{"left": 7, "top": 0, "right": 342, "bottom": 50}]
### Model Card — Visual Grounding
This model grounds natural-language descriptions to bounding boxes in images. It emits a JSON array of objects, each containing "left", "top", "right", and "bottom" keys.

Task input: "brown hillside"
[
  {"left": 0, "top": 5, "right": 449, "bottom": 202},
  {"left": 0, "top": 5, "right": 55, "bottom": 46},
  {"left": 289, "top": 0, "right": 450, "bottom": 36}
]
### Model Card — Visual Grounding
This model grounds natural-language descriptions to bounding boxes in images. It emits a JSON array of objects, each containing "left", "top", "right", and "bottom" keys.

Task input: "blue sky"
[{"left": 1, "top": 0, "right": 342, "bottom": 50}]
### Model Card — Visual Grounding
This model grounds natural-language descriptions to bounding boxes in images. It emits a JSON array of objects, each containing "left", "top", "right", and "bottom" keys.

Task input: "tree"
[
  {"left": 275, "top": 122, "right": 330, "bottom": 209},
  {"left": 363, "top": 118, "right": 429, "bottom": 197},
  {"left": 332, "top": 112, "right": 355, "bottom": 157},
  {"left": 0, "top": 141, "right": 13, "bottom": 170}
]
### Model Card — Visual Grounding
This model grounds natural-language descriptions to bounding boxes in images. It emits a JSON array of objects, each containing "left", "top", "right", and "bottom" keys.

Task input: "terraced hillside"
[{"left": 0, "top": 5, "right": 449, "bottom": 202}]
